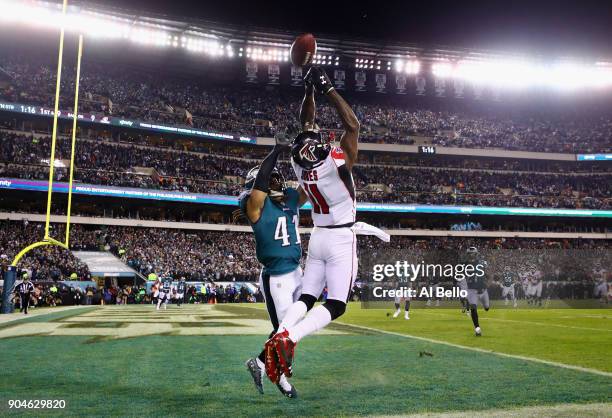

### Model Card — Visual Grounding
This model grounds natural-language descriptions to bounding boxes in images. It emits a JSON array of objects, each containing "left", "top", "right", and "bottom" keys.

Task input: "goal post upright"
[
  {"left": 44, "top": 0, "right": 68, "bottom": 241},
  {"left": 4, "top": 1, "right": 84, "bottom": 285},
  {"left": 65, "top": 34, "right": 84, "bottom": 247}
]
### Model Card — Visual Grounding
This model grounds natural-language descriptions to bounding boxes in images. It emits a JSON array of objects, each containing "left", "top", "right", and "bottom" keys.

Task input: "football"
[{"left": 290, "top": 33, "right": 317, "bottom": 66}]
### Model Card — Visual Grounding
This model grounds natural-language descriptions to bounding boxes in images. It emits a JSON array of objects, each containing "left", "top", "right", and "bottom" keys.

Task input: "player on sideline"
[
  {"left": 392, "top": 280, "right": 410, "bottom": 319},
  {"left": 239, "top": 136, "right": 308, "bottom": 398},
  {"left": 501, "top": 265, "right": 518, "bottom": 307},
  {"left": 465, "top": 247, "right": 489, "bottom": 336},
  {"left": 155, "top": 277, "right": 170, "bottom": 310},
  {"left": 265, "top": 66, "right": 362, "bottom": 381},
  {"left": 526, "top": 265, "right": 543, "bottom": 306},
  {"left": 457, "top": 273, "right": 470, "bottom": 315},
  {"left": 176, "top": 277, "right": 186, "bottom": 307}
]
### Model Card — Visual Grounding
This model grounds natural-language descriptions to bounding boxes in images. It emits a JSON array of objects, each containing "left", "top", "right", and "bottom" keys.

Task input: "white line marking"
[
  {"left": 235, "top": 304, "right": 612, "bottom": 377},
  {"left": 0, "top": 306, "right": 87, "bottom": 325},
  {"left": 371, "top": 402, "right": 612, "bottom": 418},
  {"left": 418, "top": 310, "right": 612, "bottom": 333},
  {"left": 335, "top": 320, "right": 612, "bottom": 377}
]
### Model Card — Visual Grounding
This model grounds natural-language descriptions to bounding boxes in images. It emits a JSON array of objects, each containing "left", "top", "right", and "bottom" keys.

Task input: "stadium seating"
[
  {"left": 1, "top": 57, "right": 611, "bottom": 153},
  {"left": 1, "top": 221, "right": 609, "bottom": 282},
  {"left": 1, "top": 132, "right": 610, "bottom": 209}
]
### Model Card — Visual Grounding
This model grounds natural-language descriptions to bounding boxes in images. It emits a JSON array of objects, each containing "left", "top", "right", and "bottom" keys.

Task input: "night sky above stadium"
[{"left": 94, "top": 0, "right": 612, "bottom": 56}]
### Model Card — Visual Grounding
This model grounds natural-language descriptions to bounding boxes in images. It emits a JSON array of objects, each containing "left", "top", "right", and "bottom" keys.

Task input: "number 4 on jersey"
[{"left": 274, "top": 215, "right": 300, "bottom": 246}]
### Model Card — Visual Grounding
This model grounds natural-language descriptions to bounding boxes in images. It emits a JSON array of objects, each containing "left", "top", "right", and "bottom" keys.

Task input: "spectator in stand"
[
  {"left": 1, "top": 131, "right": 610, "bottom": 209},
  {"left": 1, "top": 55, "right": 611, "bottom": 153}
]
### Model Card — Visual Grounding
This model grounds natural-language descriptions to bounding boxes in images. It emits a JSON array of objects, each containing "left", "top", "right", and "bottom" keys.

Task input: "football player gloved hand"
[
  {"left": 274, "top": 131, "right": 292, "bottom": 149},
  {"left": 305, "top": 66, "right": 334, "bottom": 95}
]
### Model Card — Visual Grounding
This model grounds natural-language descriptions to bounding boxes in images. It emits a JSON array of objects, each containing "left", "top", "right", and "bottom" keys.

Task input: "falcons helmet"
[{"left": 291, "top": 130, "right": 331, "bottom": 170}]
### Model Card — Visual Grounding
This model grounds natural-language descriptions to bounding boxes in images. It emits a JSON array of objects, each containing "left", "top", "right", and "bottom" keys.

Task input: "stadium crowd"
[
  {"left": 7, "top": 280, "right": 262, "bottom": 311},
  {"left": 1, "top": 132, "right": 610, "bottom": 209},
  {"left": 1, "top": 221, "right": 609, "bottom": 284},
  {"left": 1, "top": 57, "right": 612, "bottom": 153},
  {"left": 0, "top": 221, "right": 91, "bottom": 281}
]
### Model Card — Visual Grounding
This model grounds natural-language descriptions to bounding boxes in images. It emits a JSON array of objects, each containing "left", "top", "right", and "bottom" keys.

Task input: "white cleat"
[
  {"left": 404, "top": 312, "right": 410, "bottom": 320},
  {"left": 513, "top": 302, "right": 518, "bottom": 308},
  {"left": 475, "top": 326, "right": 482, "bottom": 336},
  {"left": 392, "top": 309, "right": 400, "bottom": 318}
]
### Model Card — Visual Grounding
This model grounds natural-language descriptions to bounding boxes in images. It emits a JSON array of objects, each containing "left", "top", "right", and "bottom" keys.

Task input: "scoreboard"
[{"left": 418, "top": 145, "right": 436, "bottom": 154}]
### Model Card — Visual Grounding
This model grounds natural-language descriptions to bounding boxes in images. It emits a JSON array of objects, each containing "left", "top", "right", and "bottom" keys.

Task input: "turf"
[
  {"left": 338, "top": 305, "right": 612, "bottom": 372},
  {"left": 0, "top": 304, "right": 609, "bottom": 417}
]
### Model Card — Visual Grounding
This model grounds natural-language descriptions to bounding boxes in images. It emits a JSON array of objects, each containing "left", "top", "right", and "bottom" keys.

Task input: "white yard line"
[
  {"left": 371, "top": 402, "right": 612, "bottom": 418},
  {"left": 0, "top": 305, "right": 87, "bottom": 325},
  {"left": 416, "top": 310, "right": 612, "bottom": 333},
  {"left": 236, "top": 303, "right": 612, "bottom": 377},
  {"left": 335, "top": 320, "right": 612, "bottom": 378}
]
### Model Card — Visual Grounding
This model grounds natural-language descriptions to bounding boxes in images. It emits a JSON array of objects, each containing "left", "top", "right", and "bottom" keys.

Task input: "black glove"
[
  {"left": 274, "top": 131, "right": 292, "bottom": 149},
  {"left": 305, "top": 66, "right": 334, "bottom": 95}
]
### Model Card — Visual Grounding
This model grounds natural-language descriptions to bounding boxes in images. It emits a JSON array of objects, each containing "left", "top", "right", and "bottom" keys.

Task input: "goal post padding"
[{"left": 1, "top": 265, "right": 17, "bottom": 314}]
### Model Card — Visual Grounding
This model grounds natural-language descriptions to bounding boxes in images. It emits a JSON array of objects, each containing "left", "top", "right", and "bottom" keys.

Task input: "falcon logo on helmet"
[
  {"left": 299, "top": 143, "right": 320, "bottom": 163},
  {"left": 291, "top": 130, "right": 330, "bottom": 170}
]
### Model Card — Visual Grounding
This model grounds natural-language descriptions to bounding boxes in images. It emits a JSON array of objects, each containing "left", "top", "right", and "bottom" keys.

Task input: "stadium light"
[
  {"left": 242, "top": 43, "right": 290, "bottom": 62},
  {"left": 451, "top": 59, "right": 612, "bottom": 89},
  {"left": 432, "top": 62, "right": 452, "bottom": 78},
  {"left": 395, "top": 59, "right": 420, "bottom": 74},
  {"left": 0, "top": 1, "right": 244, "bottom": 58}
]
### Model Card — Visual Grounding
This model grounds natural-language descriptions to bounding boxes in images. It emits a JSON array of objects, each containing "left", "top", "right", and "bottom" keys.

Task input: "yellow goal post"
[{"left": 10, "top": 0, "right": 84, "bottom": 267}]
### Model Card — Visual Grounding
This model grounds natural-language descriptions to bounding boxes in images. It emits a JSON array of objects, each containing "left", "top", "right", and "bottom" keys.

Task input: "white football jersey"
[{"left": 292, "top": 146, "right": 356, "bottom": 227}]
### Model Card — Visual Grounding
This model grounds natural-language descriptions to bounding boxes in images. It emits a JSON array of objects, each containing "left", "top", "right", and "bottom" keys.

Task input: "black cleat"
[
  {"left": 276, "top": 382, "right": 298, "bottom": 399},
  {"left": 245, "top": 358, "right": 264, "bottom": 394}
]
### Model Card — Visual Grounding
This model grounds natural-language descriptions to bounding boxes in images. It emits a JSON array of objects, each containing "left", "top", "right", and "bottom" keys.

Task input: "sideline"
[{"left": 0, "top": 305, "right": 89, "bottom": 325}]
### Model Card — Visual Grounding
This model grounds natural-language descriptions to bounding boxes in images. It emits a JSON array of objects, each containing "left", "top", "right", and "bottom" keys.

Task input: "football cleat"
[
  {"left": 271, "top": 330, "right": 295, "bottom": 378},
  {"left": 245, "top": 358, "right": 264, "bottom": 394},
  {"left": 475, "top": 326, "right": 482, "bottom": 336},
  {"left": 276, "top": 379, "right": 298, "bottom": 399},
  {"left": 264, "top": 339, "right": 281, "bottom": 383},
  {"left": 404, "top": 312, "right": 410, "bottom": 320},
  {"left": 392, "top": 309, "right": 400, "bottom": 318}
]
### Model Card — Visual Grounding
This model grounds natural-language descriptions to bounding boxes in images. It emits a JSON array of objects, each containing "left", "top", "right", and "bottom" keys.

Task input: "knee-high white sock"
[
  {"left": 278, "top": 301, "right": 307, "bottom": 332},
  {"left": 286, "top": 305, "right": 332, "bottom": 343}
]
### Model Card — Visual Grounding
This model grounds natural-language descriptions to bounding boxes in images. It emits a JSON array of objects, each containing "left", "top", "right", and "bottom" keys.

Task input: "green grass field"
[{"left": 0, "top": 303, "right": 610, "bottom": 417}]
